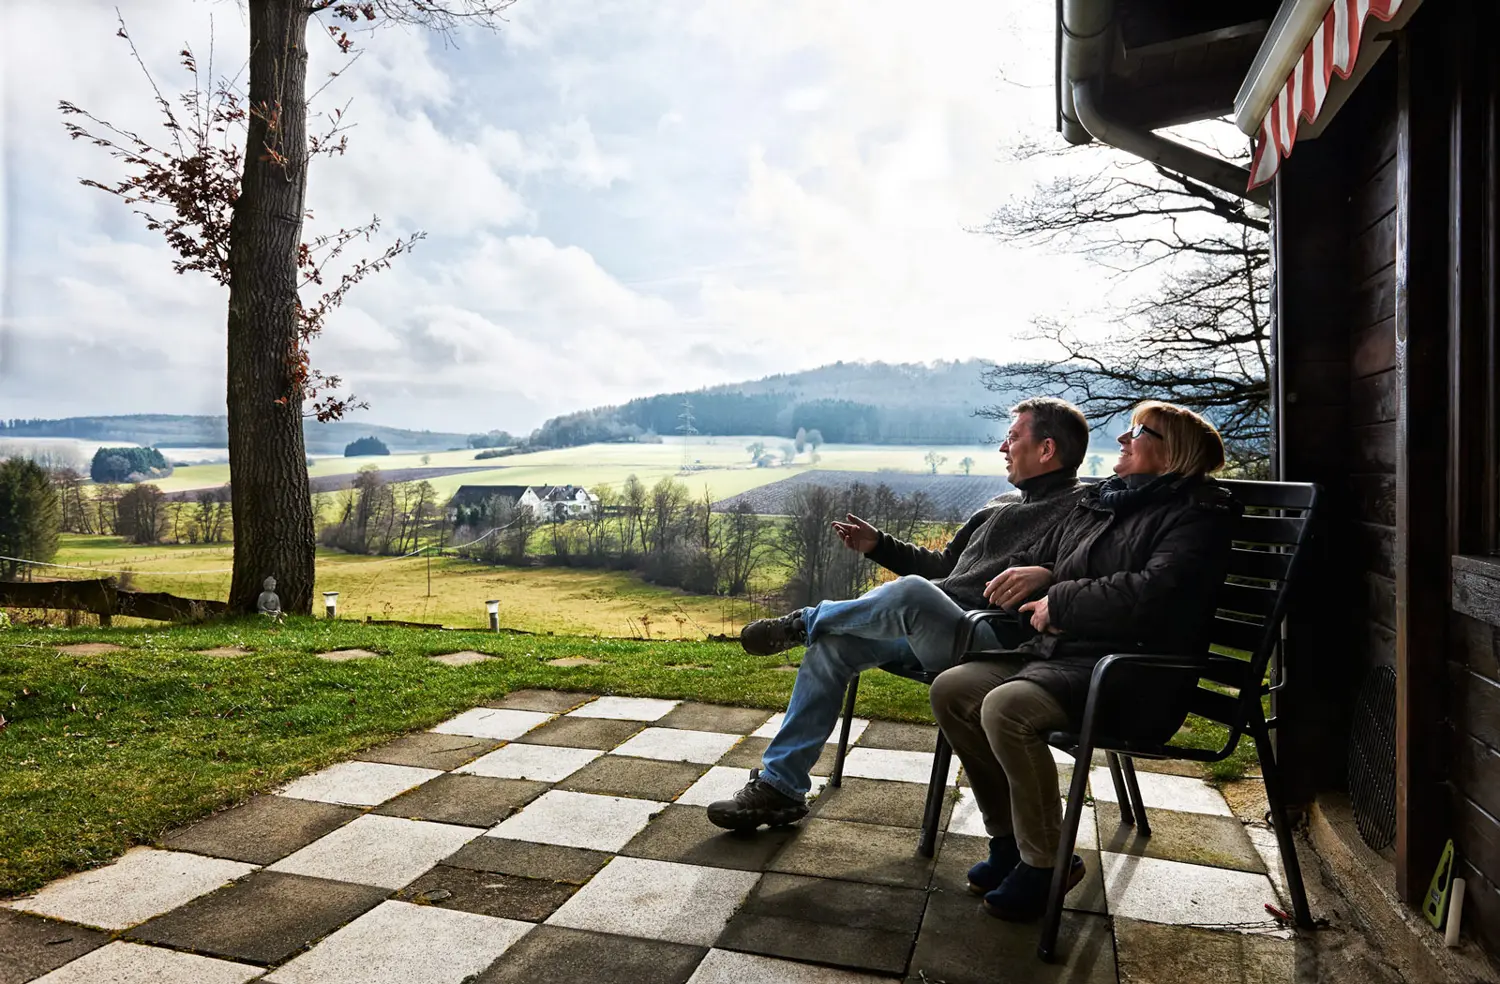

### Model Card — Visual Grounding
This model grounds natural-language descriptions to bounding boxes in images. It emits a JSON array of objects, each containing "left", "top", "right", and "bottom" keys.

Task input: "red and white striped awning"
[{"left": 1247, "top": 0, "right": 1408, "bottom": 190}]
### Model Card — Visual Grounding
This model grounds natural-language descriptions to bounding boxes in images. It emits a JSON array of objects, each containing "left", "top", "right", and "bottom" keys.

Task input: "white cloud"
[{"left": 1, "top": 0, "right": 1155, "bottom": 433}]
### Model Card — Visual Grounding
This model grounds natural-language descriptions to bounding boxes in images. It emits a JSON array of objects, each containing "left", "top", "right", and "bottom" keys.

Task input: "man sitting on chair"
[{"left": 707, "top": 397, "right": 1090, "bottom": 832}]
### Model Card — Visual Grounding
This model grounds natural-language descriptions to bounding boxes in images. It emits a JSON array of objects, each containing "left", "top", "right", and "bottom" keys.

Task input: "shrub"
[
  {"left": 344, "top": 436, "right": 390, "bottom": 457},
  {"left": 0, "top": 611, "right": 10, "bottom": 629}
]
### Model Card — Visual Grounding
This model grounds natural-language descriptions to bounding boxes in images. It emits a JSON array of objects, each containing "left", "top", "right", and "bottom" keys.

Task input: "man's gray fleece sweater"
[{"left": 863, "top": 470, "right": 1085, "bottom": 610}]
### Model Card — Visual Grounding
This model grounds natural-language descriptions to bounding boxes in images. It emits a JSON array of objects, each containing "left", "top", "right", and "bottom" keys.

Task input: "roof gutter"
[{"left": 1059, "top": 0, "right": 1268, "bottom": 206}]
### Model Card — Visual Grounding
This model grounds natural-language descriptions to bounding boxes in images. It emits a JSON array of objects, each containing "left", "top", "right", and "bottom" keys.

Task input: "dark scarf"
[
  {"left": 1013, "top": 468, "right": 1078, "bottom": 502},
  {"left": 1093, "top": 472, "right": 1185, "bottom": 515}
]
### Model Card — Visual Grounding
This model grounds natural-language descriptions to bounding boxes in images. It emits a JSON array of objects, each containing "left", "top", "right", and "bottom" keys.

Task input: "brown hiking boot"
[{"left": 739, "top": 610, "right": 806, "bottom": 656}]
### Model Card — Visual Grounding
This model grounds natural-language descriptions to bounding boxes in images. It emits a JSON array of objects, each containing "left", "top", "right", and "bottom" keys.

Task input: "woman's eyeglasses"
[{"left": 1127, "top": 421, "right": 1164, "bottom": 441}]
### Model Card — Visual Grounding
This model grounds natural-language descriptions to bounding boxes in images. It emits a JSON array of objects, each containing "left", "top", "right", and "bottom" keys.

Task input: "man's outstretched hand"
[
  {"left": 983, "top": 566, "right": 1053, "bottom": 610},
  {"left": 831, "top": 513, "right": 880, "bottom": 553}
]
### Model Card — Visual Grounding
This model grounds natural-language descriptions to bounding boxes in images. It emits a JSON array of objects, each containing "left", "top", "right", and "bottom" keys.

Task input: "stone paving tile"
[
  {"left": 1089, "top": 766, "right": 1233, "bottom": 817},
  {"left": 353, "top": 732, "right": 502, "bottom": 771},
  {"left": 0, "top": 908, "right": 111, "bottom": 984},
  {"left": 268, "top": 814, "right": 481, "bottom": 890},
  {"left": 263, "top": 900, "right": 532, "bottom": 984},
  {"left": 1099, "top": 851, "right": 1283, "bottom": 931},
  {"left": 125, "top": 870, "right": 387, "bottom": 965},
  {"left": 5, "top": 847, "right": 256, "bottom": 931},
  {"left": 488, "top": 790, "right": 666, "bottom": 852},
  {"left": 716, "top": 871, "right": 926, "bottom": 975},
  {"left": 29, "top": 941, "right": 264, "bottom": 984},
  {"left": 516, "top": 715, "right": 645, "bottom": 750},
  {"left": 53, "top": 643, "right": 125, "bottom": 655},
  {"left": 316, "top": 648, "right": 380, "bottom": 662},
  {"left": 163, "top": 795, "right": 362, "bottom": 866},
  {"left": 395, "top": 864, "right": 579, "bottom": 922},
  {"left": 909, "top": 892, "right": 1117, "bottom": 984},
  {"left": 484, "top": 689, "right": 594, "bottom": 713},
  {"left": 768, "top": 819, "right": 935, "bottom": 889},
  {"left": 546, "top": 857, "right": 760, "bottom": 946},
  {"left": 839, "top": 747, "right": 959, "bottom": 786},
  {"left": 811, "top": 777, "right": 953, "bottom": 830},
  {"left": 430, "top": 707, "right": 553, "bottom": 740},
  {"left": 719, "top": 737, "right": 838, "bottom": 776},
  {"left": 947, "top": 789, "right": 1099, "bottom": 850},
  {"left": 372, "top": 774, "right": 548, "bottom": 826},
  {"left": 567, "top": 696, "right": 680, "bottom": 721},
  {"left": 442, "top": 839, "right": 610, "bottom": 884},
  {"left": 547, "top": 656, "right": 602, "bottom": 667},
  {"left": 621, "top": 805, "right": 799, "bottom": 871},
  {"left": 476, "top": 926, "right": 706, "bottom": 984},
  {"left": 456, "top": 743, "right": 601, "bottom": 782},
  {"left": 1246, "top": 824, "right": 1290, "bottom": 905},
  {"left": 428, "top": 650, "right": 494, "bottom": 666},
  {"left": 687, "top": 949, "right": 895, "bottom": 984},
  {"left": 656, "top": 702, "right": 773, "bottom": 735},
  {"left": 753, "top": 712, "right": 868, "bottom": 744},
  {"left": 676, "top": 766, "right": 828, "bottom": 807},
  {"left": 611, "top": 727, "right": 743, "bottom": 764},
  {"left": 1096, "top": 801, "right": 1266, "bottom": 873},
  {"left": 555, "top": 756, "right": 708, "bottom": 801},
  {"left": 277, "top": 761, "right": 441, "bottom": 808},
  {"left": 855, "top": 720, "right": 939, "bottom": 752},
  {"left": 1113, "top": 916, "right": 1300, "bottom": 984},
  {"left": 936, "top": 833, "right": 1106, "bottom": 916}
]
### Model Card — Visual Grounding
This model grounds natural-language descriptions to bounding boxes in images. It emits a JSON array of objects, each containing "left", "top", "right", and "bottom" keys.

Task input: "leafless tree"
[
  {"left": 59, "top": 0, "right": 517, "bottom": 613},
  {"left": 978, "top": 139, "right": 1271, "bottom": 471}
]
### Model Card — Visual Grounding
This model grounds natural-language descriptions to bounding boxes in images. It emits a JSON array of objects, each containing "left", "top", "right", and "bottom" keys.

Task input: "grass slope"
[{"left": 47, "top": 536, "right": 764, "bottom": 639}]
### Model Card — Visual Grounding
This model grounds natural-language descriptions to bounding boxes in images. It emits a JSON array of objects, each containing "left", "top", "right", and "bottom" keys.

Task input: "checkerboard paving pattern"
[{"left": 4, "top": 691, "right": 1299, "bottom": 984}]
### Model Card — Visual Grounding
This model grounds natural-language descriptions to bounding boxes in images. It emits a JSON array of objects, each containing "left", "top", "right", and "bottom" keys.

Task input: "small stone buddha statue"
[{"left": 257, "top": 577, "right": 282, "bottom": 617}]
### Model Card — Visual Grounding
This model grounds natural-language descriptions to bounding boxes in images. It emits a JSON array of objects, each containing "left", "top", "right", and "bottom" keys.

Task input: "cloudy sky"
[{"left": 1, "top": 0, "right": 1123, "bottom": 433}]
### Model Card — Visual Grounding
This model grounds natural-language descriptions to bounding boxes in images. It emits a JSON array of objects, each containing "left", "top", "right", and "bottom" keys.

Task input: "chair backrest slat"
[
  {"left": 1227, "top": 547, "right": 1292, "bottom": 581},
  {"left": 1234, "top": 514, "right": 1304, "bottom": 546},
  {"left": 1198, "top": 480, "right": 1318, "bottom": 743},
  {"left": 1217, "top": 582, "right": 1280, "bottom": 618}
]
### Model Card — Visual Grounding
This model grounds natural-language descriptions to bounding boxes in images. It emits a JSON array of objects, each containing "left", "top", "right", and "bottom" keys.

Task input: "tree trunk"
[{"left": 226, "top": 0, "right": 315, "bottom": 614}]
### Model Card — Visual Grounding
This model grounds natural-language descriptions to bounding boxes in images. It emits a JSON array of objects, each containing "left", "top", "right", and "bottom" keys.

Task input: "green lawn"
[
  {"left": 0, "top": 616, "right": 1251, "bottom": 897},
  {"left": 0, "top": 619, "right": 935, "bottom": 897}
]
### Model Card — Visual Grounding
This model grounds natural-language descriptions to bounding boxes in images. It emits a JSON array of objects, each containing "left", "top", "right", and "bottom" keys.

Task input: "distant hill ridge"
[
  {"left": 0, "top": 414, "right": 468, "bottom": 455},
  {"left": 531, "top": 359, "right": 1021, "bottom": 448}
]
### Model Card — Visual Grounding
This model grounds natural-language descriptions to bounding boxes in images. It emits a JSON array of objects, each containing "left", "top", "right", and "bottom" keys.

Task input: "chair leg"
[
  {"left": 1106, "top": 753, "right": 1135, "bottom": 827},
  {"left": 829, "top": 676, "right": 859, "bottom": 788},
  {"left": 917, "top": 731, "right": 951, "bottom": 858},
  {"left": 1251, "top": 715, "right": 1313, "bottom": 929},
  {"left": 1120, "top": 757, "right": 1151, "bottom": 837},
  {"left": 1039, "top": 742, "right": 1092, "bottom": 963}
]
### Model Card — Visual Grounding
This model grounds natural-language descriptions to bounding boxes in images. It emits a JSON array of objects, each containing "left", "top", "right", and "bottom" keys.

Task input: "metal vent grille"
[{"left": 1348, "top": 664, "right": 1398, "bottom": 850}]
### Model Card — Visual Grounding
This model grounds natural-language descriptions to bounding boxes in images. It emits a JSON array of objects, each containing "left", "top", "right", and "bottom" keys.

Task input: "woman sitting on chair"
[{"left": 930, "top": 400, "right": 1241, "bottom": 921}]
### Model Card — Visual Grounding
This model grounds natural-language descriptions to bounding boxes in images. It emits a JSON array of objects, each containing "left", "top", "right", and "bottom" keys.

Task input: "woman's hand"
[
  {"left": 1019, "top": 595, "right": 1059, "bottom": 634},
  {"left": 983, "top": 566, "right": 1053, "bottom": 609},
  {"left": 831, "top": 513, "right": 880, "bottom": 553}
]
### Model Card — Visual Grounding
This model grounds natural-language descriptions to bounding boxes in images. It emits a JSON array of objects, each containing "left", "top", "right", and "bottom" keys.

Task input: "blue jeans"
[{"left": 759, "top": 575, "right": 1001, "bottom": 799}]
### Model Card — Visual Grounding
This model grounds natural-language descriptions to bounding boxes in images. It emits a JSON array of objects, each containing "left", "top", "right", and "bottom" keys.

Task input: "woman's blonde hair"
[{"left": 1130, "top": 400, "right": 1225, "bottom": 477}]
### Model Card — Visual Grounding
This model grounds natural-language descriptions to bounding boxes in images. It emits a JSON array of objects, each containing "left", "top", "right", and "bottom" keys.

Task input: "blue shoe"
[
  {"left": 982, "top": 855, "right": 1086, "bottom": 922},
  {"left": 966, "top": 836, "right": 1021, "bottom": 895}
]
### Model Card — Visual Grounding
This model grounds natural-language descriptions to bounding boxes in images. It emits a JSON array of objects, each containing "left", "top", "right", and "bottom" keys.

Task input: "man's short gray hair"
[{"left": 1009, "top": 397, "right": 1089, "bottom": 473}]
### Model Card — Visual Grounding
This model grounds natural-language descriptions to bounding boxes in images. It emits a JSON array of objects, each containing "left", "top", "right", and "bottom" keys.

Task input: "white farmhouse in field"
[{"left": 448, "top": 483, "right": 598, "bottom": 523}]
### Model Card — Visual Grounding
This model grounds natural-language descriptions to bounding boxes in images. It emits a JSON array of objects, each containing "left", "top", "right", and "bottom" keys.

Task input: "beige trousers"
[{"left": 930, "top": 659, "right": 1071, "bottom": 867}]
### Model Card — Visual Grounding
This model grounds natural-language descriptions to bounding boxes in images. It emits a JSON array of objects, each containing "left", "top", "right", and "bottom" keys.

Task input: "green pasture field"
[
  {"left": 45, "top": 535, "right": 766, "bottom": 639},
  {"left": 148, "top": 437, "right": 1123, "bottom": 498}
]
